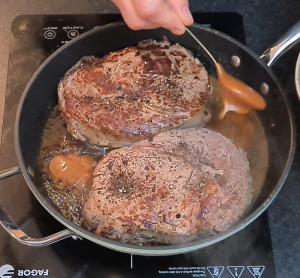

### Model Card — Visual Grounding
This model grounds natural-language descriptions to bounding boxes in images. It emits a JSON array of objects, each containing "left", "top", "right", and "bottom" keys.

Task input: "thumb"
[{"left": 165, "top": 0, "right": 194, "bottom": 26}]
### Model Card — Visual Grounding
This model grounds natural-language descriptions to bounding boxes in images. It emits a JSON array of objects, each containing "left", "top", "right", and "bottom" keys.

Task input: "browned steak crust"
[
  {"left": 82, "top": 128, "right": 252, "bottom": 244},
  {"left": 58, "top": 37, "right": 211, "bottom": 148}
]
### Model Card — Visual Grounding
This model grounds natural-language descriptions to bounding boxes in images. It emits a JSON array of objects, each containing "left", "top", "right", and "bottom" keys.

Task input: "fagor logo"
[
  {"left": 0, "top": 264, "right": 14, "bottom": 278},
  {"left": 18, "top": 269, "right": 48, "bottom": 276},
  {"left": 0, "top": 265, "right": 49, "bottom": 277}
]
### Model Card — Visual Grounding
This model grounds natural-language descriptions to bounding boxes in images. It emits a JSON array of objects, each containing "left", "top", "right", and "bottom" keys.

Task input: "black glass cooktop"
[{"left": 0, "top": 14, "right": 274, "bottom": 278}]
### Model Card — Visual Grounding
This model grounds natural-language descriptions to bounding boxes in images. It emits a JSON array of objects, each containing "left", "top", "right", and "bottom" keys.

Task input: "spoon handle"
[{"left": 185, "top": 27, "right": 217, "bottom": 65}]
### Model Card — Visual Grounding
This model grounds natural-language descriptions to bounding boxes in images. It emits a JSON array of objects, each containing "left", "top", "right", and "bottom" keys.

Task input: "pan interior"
[{"left": 15, "top": 22, "right": 295, "bottom": 255}]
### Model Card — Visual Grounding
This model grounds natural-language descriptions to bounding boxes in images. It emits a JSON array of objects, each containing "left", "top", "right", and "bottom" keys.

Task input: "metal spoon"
[{"left": 185, "top": 27, "right": 266, "bottom": 119}]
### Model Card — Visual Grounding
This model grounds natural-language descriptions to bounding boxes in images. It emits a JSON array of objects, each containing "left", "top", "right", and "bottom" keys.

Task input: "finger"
[
  {"left": 111, "top": 0, "right": 159, "bottom": 30},
  {"left": 165, "top": 0, "right": 194, "bottom": 26},
  {"left": 132, "top": 0, "right": 186, "bottom": 34}
]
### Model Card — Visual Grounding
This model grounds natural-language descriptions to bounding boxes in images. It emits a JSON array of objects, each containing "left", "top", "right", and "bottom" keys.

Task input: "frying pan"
[{"left": 0, "top": 22, "right": 296, "bottom": 256}]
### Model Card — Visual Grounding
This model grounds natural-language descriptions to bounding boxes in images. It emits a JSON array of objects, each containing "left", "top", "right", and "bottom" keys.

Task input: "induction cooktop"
[{"left": 0, "top": 13, "right": 273, "bottom": 278}]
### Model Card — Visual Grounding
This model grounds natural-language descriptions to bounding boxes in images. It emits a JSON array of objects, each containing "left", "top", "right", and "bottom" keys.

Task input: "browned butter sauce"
[
  {"left": 207, "top": 76, "right": 268, "bottom": 205},
  {"left": 216, "top": 63, "right": 266, "bottom": 119},
  {"left": 39, "top": 109, "right": 108, "bottom": 225},
  {"left": 39, "top": 75, "right": 268, "bottom": 229},
  {"left": 49, "top": 153, "right": 96, "bottom": 190}
]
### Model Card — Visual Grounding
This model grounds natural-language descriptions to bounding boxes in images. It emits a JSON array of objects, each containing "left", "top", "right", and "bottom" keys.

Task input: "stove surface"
[{"left": 0, "top": 14, "right": 274, "bottom": 278}]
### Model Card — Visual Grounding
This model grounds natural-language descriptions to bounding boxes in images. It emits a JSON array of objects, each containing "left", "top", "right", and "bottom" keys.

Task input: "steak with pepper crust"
[{"left": 58, "top": 37, "right": 211, "bottom": 148}]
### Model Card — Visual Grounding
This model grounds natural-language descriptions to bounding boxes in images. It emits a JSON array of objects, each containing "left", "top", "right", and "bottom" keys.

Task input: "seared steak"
[
  {"left": 82, "top": 128, "right": 252, "bottom": 244},
  {"left": 58, "top": 37, "right": 211, "bottom": 148}
]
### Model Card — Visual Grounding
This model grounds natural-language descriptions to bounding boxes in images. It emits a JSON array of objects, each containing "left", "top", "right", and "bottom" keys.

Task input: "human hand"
[{"left": 111, "top": 0, "right": 194, "bottom": 35}]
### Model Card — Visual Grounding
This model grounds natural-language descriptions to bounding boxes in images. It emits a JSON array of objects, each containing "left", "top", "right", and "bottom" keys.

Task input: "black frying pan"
[{"left": 0, "top": 22, "right": 295, "bottom": 255}]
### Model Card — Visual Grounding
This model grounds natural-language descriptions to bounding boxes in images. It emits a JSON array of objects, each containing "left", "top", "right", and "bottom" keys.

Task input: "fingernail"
[
  {"left": 172, "top": 27, "right": 185, "bottom": 35},
  {"left": 181, "top": 6, "right": 193, "bottom": 23}
]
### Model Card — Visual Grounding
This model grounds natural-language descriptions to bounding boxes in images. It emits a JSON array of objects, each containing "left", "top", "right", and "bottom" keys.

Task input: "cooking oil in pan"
[
  {"left": 206, "top": 76, "right": 268, "bottom": 205},
  {"left": 39, "top": 77, "right": 268, "bottom": 227},
  {"left": 39, "top": 109, "right": 108, "bottom": 225}
]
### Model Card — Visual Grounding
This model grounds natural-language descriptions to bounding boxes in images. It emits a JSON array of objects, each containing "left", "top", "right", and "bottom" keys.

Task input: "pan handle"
[
  {"left": 0, "top": 166, "right": 22, "bottom": 179},
  {"left": 0, "top": 166, "right": 81, "bottom": 246},
  {"left": 260, "top": 21, "right": 300, "bottom": 67}
]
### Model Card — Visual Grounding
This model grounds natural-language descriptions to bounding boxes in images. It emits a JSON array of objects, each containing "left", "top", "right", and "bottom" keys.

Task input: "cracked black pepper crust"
[
  {"left": 58, "top": 37, "right": 211, "bottom": 148},
  {"left": 82, "top": 128, "right": 252, "bottom": 241}
]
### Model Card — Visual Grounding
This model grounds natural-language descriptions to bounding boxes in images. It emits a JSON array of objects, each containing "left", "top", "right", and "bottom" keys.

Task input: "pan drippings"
[
  {"left": 216, "top": 63, "right": 266, "bottom": 119},
  {"left": 207, "top": 76, "right": 268, "bottom": 204},
  {"left": 39, "top": 108, "right": 108, "bottom": 225},
  {"left": 39, "top": 77, "right": 268, "bottom": 232},
  {"left": 49, "top": 153, "right": 96, "bottom": 190},
  {"left": 184, "top": 28, "right": 266, "bottom": 119}
]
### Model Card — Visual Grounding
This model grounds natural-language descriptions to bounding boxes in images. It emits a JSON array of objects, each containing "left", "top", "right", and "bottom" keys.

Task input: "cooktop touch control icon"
[
  {"left": 67, "top": 30, "right": 79, "bottom": 39},
  {"left": 44, "top": 30, "right": 56, "bottom": 39},
  {"left": 227, "top": 266, "right": 245, "bottom": 278},
  {"left": 207, "top": 266, "right": 224, "bottom": 278},
  {"left": 247, "top": 266, "right": 265, "bottom": 278}
]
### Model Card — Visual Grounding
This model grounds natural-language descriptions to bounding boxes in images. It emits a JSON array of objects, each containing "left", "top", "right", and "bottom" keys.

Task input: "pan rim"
[
  {"left": 14, "top": 21, "right": 296, "bottom": 255},
  {"left": 295, "top": 52, "right": 300, "bottom": 101}
]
